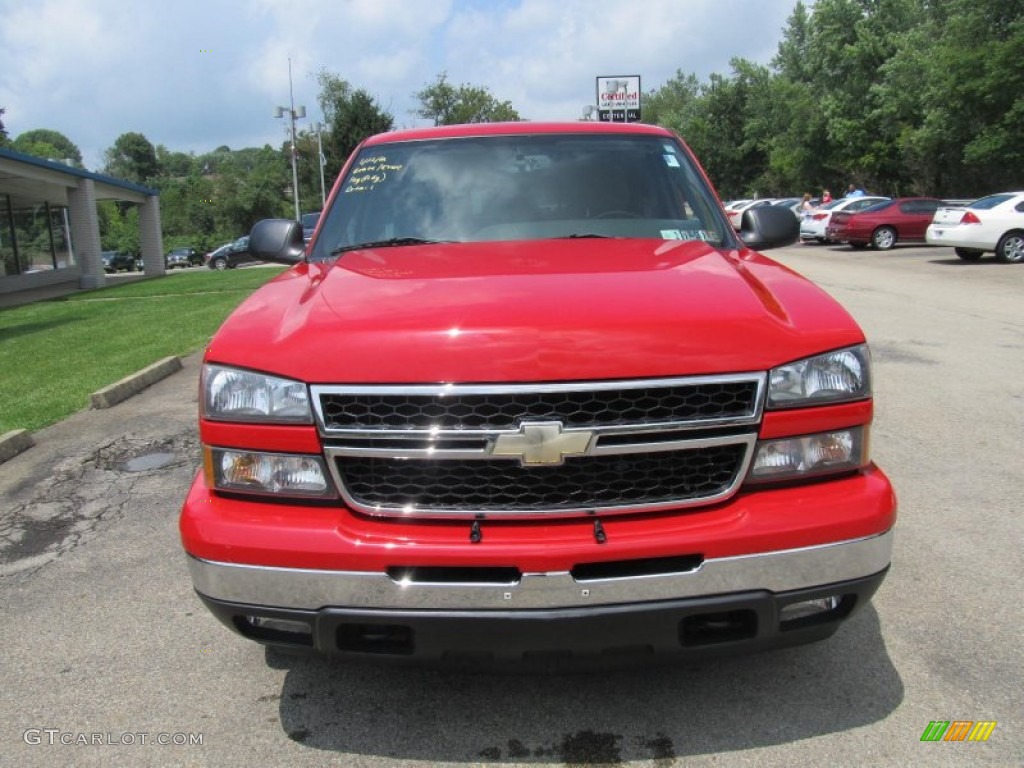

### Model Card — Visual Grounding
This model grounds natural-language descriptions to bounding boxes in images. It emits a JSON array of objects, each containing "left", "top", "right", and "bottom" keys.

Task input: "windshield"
[
  {"left": 969, "top": 194, "right": 1014, "bottom": 210},
  {"left": 311, "top": 133, "right": 731, "bottom": 260}
]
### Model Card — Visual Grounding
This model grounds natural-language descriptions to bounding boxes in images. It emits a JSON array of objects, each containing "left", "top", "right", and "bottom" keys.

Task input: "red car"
[
  {"left": 180, "top": 122, "right": 895, "bottom": 664},
  {"left": 827, "top": 197, "right": 942, "bottom": 250}
]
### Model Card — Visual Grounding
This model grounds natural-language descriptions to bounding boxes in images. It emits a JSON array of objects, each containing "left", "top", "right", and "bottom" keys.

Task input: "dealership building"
[{"left": 0, "top": 147, "right": 165, "bottom": 299}]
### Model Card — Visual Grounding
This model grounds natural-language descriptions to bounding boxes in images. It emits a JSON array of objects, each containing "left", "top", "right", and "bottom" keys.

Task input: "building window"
[{"left": 0, "top": 197, "right": 74, "bottom": 276}]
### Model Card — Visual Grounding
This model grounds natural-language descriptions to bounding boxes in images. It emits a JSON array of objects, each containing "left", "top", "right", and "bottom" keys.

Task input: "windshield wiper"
[
  {"left": 554, "top": 233, "right": 616, "bottom": 239},
  {"left": 330, "top": 237, "right": 450, "bottom": 256}
]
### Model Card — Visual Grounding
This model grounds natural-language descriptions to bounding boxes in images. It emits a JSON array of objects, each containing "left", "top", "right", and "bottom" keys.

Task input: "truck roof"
[{"left": 362, "top": 121, "right": 676, "bottom": 145}]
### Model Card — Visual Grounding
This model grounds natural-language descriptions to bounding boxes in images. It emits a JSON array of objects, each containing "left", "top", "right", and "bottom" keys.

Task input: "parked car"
[
  {"left": 166, "top": 247, "right": 202, "bottom": 269},
  {"left": 826, "top": 197, "right": 942, "bottom": 250},
  {"left": 800, "top": 197, "right": 889, "bottom": 243},
  {"left": 775, "top": 197, "right": 821, "bottom": 219},
  {"left": 301, "top": 211, "right": 321, "bottom": 244},
  {"left": 101, "top": 250, "right": 137, "bottom": 272},
  {"left": 926, "top": 192, "right": 1024, "bottom": 263},
  {"left": 205, "top": 237, "right": 255, "bottom": 270},
  {"left": 180, "top": 121, "right": 895, "bottom": 663},
  {"left": 727, "top": 199, "right": 775, "bottom": 230},
  {"left": 771, "top": 197, "right": 802, "bottom": 212}
]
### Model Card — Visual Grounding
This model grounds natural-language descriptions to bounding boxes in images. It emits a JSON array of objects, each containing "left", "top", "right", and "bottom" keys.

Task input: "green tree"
[
  {"left": 773, "top": 1, "right": 812, "bottom": 83},
  {"left": 98, "top": 201, "right": 141, "bottom": 256},
  {"left": 315, "top": 69, "right": 394, "bottom": 193},
  {"left": 684, "top": 65, "right": 770, "bottom": 199},
  {"left": 642, "top": 71, "right": 702, "bottom": 137},
  {"left": 647, "top": 0, "right": 1024, "bottom": 200},
  {"left": 798, "top": 0, "right": 927, "bottom": 193},
  {"left": 743, "top": 67, "right": 824, "bottom": 196},
  {"left": 158, "top": 169, "right": 218, "bottom": 249},
  {"left": 211, "top": 146, "right": 289, "bottom": 235},
  {"left": 414, "top": 73, "right": 520, "bottom": 125},
  {"left": 889, "top": 0, "right": 1024, "bottom": 195},
  {"left": 143, "top": 144, "right": 290, "bottom": 249},
  {"left": 12, "top": 129, "right": 83, "bottom": 166},
  {"left": 0, "top": 107, "right": 9, "bottom": 146},
  {"left": 103, "top": 132, "right": 159, "bottom": 183},
  {"left": 155, "top": 144, "right": 194, "bottom": 178}
]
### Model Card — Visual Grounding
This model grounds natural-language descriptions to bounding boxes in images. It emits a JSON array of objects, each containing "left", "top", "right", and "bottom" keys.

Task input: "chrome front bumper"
[{"left": 188, "top": 529, "right": 893, "bottom": 612}]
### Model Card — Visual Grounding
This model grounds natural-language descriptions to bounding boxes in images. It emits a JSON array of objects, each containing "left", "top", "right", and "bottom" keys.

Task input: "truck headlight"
[
  {"left": 746, "top": 427, "right": 867, "bottom": 484},
  {"left": 205, "top": 447, "right": 335, "bottom": 497},
  {"left": 767, "top": 345, "right": 870, "bottom": 408},
  {"left": 202, "top": 365, "right": 312, "bottom": 423}
]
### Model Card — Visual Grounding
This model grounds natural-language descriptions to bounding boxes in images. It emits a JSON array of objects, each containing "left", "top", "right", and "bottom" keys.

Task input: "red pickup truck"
[{"left": 180, "top": 122, "right": 895, "bottom": 664}]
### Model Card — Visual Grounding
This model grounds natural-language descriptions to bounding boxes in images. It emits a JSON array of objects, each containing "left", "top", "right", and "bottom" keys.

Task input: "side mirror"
[
  {"left": 739, "top": 206, "right": 799, "bottom": 250},
  {"left": 249, "top": 219, "right": 305, "bottom": 265}
]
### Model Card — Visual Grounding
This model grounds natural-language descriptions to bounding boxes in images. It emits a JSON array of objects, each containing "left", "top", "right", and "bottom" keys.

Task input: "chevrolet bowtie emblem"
[{"left": 490, "top": 422, "right": 594, "bottom": 466}]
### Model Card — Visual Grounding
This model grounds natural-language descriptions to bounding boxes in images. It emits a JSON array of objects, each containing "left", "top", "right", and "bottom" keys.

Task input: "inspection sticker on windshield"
[
  {"left": 661, "top": 229, "right": 712, "bottom": 241},
  {"left": 663, "top": 154, "right": 680, "bottom": 168}
]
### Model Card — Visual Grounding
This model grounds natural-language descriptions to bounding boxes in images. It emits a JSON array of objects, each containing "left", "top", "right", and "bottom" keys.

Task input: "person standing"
[
  {"left": 845, "top": 183, "right": 865, "bottom": 198},
  {"left": 800, "top": 193, "right": 815, "bottom": 212},
  {"left": 821, "top": 188, "right": 833, "bottom": 204}
]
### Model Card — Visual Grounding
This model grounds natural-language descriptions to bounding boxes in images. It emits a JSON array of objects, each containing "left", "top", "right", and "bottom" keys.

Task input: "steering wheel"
[{"left": 593, "top": 209, "right": 642, "bottom": 219}]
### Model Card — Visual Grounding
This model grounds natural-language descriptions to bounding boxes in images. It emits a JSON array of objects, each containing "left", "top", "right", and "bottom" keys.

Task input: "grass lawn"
[{"left": 0, "top": 267, "right": 287, "bottom": 434}]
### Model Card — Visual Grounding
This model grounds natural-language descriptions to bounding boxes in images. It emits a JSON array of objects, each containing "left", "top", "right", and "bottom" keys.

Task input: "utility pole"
[{"left": 274, "top": 57, "right": 306, "bottom": 221}]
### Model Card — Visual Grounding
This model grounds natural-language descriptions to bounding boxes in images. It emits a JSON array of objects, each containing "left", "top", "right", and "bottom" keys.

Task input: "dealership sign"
[{"left": 596, "top": 75, "right": 641, "bottom": 122}]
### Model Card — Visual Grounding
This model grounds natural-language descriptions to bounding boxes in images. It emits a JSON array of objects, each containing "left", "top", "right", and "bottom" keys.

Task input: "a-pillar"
[{"left": 67, "top": 178, "right": 105, "bottom": 289}]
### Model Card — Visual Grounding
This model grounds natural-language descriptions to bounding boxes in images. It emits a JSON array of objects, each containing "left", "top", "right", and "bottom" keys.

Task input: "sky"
[{"left": 0, "top": 0, "right": 801, "bottom": 171}]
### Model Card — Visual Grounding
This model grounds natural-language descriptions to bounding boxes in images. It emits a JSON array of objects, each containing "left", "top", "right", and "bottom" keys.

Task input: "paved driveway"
[{"left": 0, "top": 244, "right": 1020, "bottom": 766}]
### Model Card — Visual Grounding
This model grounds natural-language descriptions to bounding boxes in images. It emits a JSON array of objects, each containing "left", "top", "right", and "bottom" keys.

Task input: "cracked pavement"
[
  {"left": 1, "top": 431, "right": 199, "bottom": 577},
  {"left": 0, "top": 353, "right": 202, "bottom": 581}
]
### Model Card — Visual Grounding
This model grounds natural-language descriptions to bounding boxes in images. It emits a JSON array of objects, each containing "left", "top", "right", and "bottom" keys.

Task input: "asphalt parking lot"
[{"left": 0, "top": 243, "right": 1020, "bottom": 767}]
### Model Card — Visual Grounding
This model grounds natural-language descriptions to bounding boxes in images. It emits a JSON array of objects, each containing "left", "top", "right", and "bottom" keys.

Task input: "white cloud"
[
  {"left": 439, "top": 0, "right": 792, "bottom": 120},
  {"left": 0, "top": 0, "right": 797, "bottom": 169}
]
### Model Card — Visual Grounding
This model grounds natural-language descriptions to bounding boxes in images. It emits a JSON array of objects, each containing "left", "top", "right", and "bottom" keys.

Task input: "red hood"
[{"left": 206, "top": 239, "right": 864, "bottom": 383}]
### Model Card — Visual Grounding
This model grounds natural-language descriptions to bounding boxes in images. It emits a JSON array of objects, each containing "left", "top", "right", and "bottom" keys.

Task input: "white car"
[
  {"left": 773, "top": 197, "right": 805, "bottom": 219},
  {"left": 772, "top": 197, "right": 802, "bottom": 212},
  {"left": 926, "top": 192, "right": 1024, "bottom": 263},
  {"left": 799, "top": 196, "right": 889, "bottom": 243},
  {"left": 727, "top": 199, "right": 775, "bottom": 230}
]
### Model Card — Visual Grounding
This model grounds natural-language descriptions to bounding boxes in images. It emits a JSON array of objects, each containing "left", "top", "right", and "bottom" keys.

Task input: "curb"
[
  {"left": 0, "top": 429, "right": 34, "bottom": 463},
  {"left": 90, "top": 356, "right": 184, "bottom": 409},
  {"left": 0, "top": 355, "right": 189, "bottom": 468}
]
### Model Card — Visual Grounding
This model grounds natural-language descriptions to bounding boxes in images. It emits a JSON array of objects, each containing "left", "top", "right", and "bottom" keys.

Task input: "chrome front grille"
[
  {"left": 317, "top": 377, "right": 762, "bottom": 432},
  {"left": 312, "top": 375, "right": 765, "bottom": 518}
]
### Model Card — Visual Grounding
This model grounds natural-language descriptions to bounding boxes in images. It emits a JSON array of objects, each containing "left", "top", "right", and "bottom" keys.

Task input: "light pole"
[
  {"left": 274, "top": 57, "right": 305, "bottom": 221},
  {"left": 313, "top": 121, "right": 327, "bottom": 209}
]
